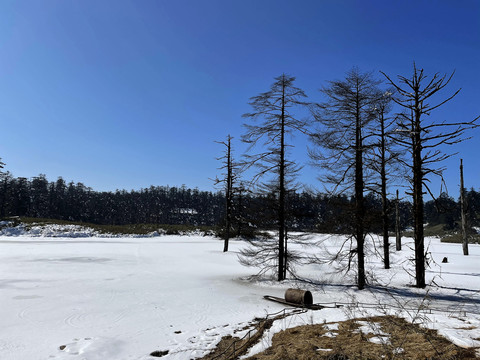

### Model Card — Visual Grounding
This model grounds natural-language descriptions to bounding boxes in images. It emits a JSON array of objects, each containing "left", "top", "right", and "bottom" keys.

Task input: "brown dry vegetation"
[
  {"left": 204, "top": 315, "right": 479, "bottom": 360},
  {"left": 198, "top": 319, "right": 275, "bottom": 360},
  {"left": 245, "top": 316, "right": 479, "bottom": 360}
]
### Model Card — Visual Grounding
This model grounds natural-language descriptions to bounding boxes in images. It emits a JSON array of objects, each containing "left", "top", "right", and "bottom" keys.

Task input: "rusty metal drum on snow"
[{"left": 284, "top": 288, "right": 313, "bottom": 306}]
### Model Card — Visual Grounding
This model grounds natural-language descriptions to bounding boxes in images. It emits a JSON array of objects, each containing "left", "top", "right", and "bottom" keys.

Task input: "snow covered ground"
[{"left": 1, "top": 229, "right": 480, "bottom": 360}]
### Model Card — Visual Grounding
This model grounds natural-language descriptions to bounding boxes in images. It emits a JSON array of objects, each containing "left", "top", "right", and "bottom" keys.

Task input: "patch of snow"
[
  {"left": 0, "top": 223, "right": 211, "bottom": 238},
  {"left": 353, "top": 321, "right": 391, "bottom": 345},
  {"left": 0, "top": 223, "right": 102, "bottom": 237},
  {"left": 355, "top": 320, "right": 389, "bottom": 336},
  {"left": 324, "top": 322, "right": 339, "bottom": 331},
  {"left": 322, "top": 331, "right": 338, "bottom": 338},
  {"left": 368, "top": 335, "right": 390, "bottom": 345},
  {"left": 316, "top": 347, "right": 333, "bottom": 352}
]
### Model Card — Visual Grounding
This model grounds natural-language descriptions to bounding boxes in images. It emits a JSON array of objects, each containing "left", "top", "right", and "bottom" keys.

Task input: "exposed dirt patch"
[
  {"left": 198, "top": 318, "right": 274, "bottom": 360},
  {"left": 200, "top": 315, "right": 479, "bottom": 360},
  {"left": 243, "top": 315, "right": 479, "bottom": 360}
]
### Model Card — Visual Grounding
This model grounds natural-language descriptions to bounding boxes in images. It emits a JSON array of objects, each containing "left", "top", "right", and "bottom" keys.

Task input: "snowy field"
[{"left": 1, "top": 229, "right": 480, "bottom": 360}]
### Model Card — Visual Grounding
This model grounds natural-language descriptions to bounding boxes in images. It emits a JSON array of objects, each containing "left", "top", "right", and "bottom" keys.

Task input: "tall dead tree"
[
  {"left": 240, "top": 74, "right": 308, "bottom": 281},
  {"left": 460, "top": 159, "right": 468, "bottom": 256},
  {"left": 310, "top": 68, "right": 380, "bottom": 290},
  {"left": 395, "top": 189, "right": 402, "bottom": 251},
  {"left": 369, "top": 89, "right": 400, "bottom": 269},
  {"left": 382, "top": 64, "right": 479, "bottom": 288},
  {"left": 0, "top": 158, "right": 5, "bottom": 217},
  {"left": 214, "top": 135, "right": 236, "bottom": 252}
]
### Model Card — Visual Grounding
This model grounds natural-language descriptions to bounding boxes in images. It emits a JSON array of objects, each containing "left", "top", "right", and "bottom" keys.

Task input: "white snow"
[
  {"left": 316, "top": 347, "right": 333, "bottom": 352},
  {"left": 367, "top": 335, "right": 390, "bottom": 345},
  {"left": 1, "top": 231, "right": 480, "bottom": 360},
  {"left": 0, "top": 223, "right": 173, "bottom": 238},
  {"left": 354, "top": 320, "right": 391, "bottom": 345},
  {"left": 355, "top": 320, "right": 389, "bottom": 337}
]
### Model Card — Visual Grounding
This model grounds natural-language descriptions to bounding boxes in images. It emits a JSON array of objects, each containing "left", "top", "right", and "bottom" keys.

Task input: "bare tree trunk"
[
  {"left": 241, "top": 74, "right": 308, "bottom": 281},
  {"left": 460, "top": 159, "right": 468, "bottom": 256},
  {"left": 223, "top": 136, "right": 233, "bottom": 252},
  {"left": 278, "top": 80, "right": 286, "bottom": 281},
  {"left": 395, "top": 189, "right": 402, "bottom": 251},
  {"left": 382, "top": 64, "right": 479, "bottom": 288},
  {"left": 0, "top": 177, "right": 7, "bottom": 218},
  {"left": 283, "top": 228, "right": 288, "bottom": 280},
  {"left": 309, "top": 68, "right": 381, "bottom": 290},
  {"left": 355, "top": 98, "right": 365, "bottom": 290},
  {"left": 413, "top": 99, "right": 426, "bottom": 288},
  {"left": 380, "top": 112, "right": 390, "bottom": 269}
]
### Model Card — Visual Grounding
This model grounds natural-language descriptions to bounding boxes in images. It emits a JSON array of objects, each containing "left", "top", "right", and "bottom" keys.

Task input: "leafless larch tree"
[
  {"left": 239, "top": 74, "right": 309, "bottom": 281},
  {"left": 214, "top": 134, "right": 237, "bottom": 252},
  {"left": 368, "top": 88, "right": 401, "bottom": 269},
  {"left": 382, "top": 64, "right": 479, "bottom": 288},
  {"left": 310, "top": 68, "right": 381, "bottom": 290}
]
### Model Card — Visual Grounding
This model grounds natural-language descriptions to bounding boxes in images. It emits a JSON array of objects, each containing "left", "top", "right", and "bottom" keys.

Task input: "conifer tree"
[
  {"left": 240, "top": 74, "right": 308, "bottom": 281},
  {"left": 310, "top": 68, "right": 380, "bottom": 290}
]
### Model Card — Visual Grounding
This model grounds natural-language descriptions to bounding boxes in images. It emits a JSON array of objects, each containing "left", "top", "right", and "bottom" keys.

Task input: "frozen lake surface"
[{"left": 1, "top": 233, "right": 480, "bottom": 359}]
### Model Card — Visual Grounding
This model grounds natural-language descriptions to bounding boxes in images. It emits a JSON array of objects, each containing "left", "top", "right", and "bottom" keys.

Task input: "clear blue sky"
[{"left": 0, "top": 0, "right": 479, "bottom": 197}]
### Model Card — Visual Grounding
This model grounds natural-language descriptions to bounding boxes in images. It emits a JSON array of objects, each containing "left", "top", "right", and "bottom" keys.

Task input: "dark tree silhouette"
[
  {"left": 369, "top": 89, "right": 400, "bottom": 269},
  {"left": 240, "top": 74, "right": 308, "bottom": 281},
  {"left": 382, "top": 64, "right": 479, "bottom": 288},
  {"left": 214, "top": 134, "right": 237, "bottom": 252},
  {"left": 460, "top": 159, "right": 468, "bottom": 255},
  {"left": 0, "top": 159, "right": 5, "bottom": 217},
  {"left": 310, "top": 68, "right": 381, "bottom": 290}
]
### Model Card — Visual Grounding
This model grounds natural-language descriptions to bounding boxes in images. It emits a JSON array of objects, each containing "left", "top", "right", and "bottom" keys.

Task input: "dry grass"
[
  {"left": 239, "top": 316, "right": 479, "bottom": 360},
  {"left": 198, "top": 319, "right": 275, "bottom": 360},
  {"left": 199, "top": 335, "right": 243, "bottom": 360}
]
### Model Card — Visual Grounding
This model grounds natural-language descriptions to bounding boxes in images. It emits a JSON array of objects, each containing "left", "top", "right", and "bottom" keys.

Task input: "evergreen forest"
[{"left": 1, "top": 172, "right": 480, "bottom": 236}]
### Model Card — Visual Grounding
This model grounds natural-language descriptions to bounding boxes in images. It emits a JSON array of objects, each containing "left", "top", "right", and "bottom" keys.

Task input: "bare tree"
[
  {"left": 395, "top": 189, "right": 402, "bottom": 251},
  {"left": 368, "top": 89, "right": 401, "bottom": 269},
  {"left": 240, "top": 74, "right": 308, "bottom": 281},
  {"left": 0, "top": 158, "right": 5, "bottom": 217},
  {"left": 310, "top": 68, "right": 380, "bottom": 290},
  {"left": 214, "top": 135, "right": 236, "bottom": 252},
  {"left": 382, "top": 64, "right": 479, "bottom": 288},
  {"left": 460, "top": 159, "right": 468, "bottom": 256}
]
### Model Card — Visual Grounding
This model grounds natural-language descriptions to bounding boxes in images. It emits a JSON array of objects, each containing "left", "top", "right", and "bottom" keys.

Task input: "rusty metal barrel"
[{"left": 284, "top": 288, "right": 313, "bottom": 306}]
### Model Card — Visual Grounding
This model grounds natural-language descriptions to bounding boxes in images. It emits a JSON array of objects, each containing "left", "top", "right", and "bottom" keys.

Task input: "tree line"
[
  {"left": 0, "top": 173, "right": 224, "bottom": 226},
  {"left": 1, "top": 169, "right": 478, "bottom": 238},
  {"left": 0, "top": 171, "right": 425, "bottom": 231}
]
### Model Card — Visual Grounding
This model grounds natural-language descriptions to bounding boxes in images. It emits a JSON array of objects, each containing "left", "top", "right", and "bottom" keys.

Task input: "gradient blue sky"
[{"left": 0, "top": 0, "right": 479, "bottom": 197}]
